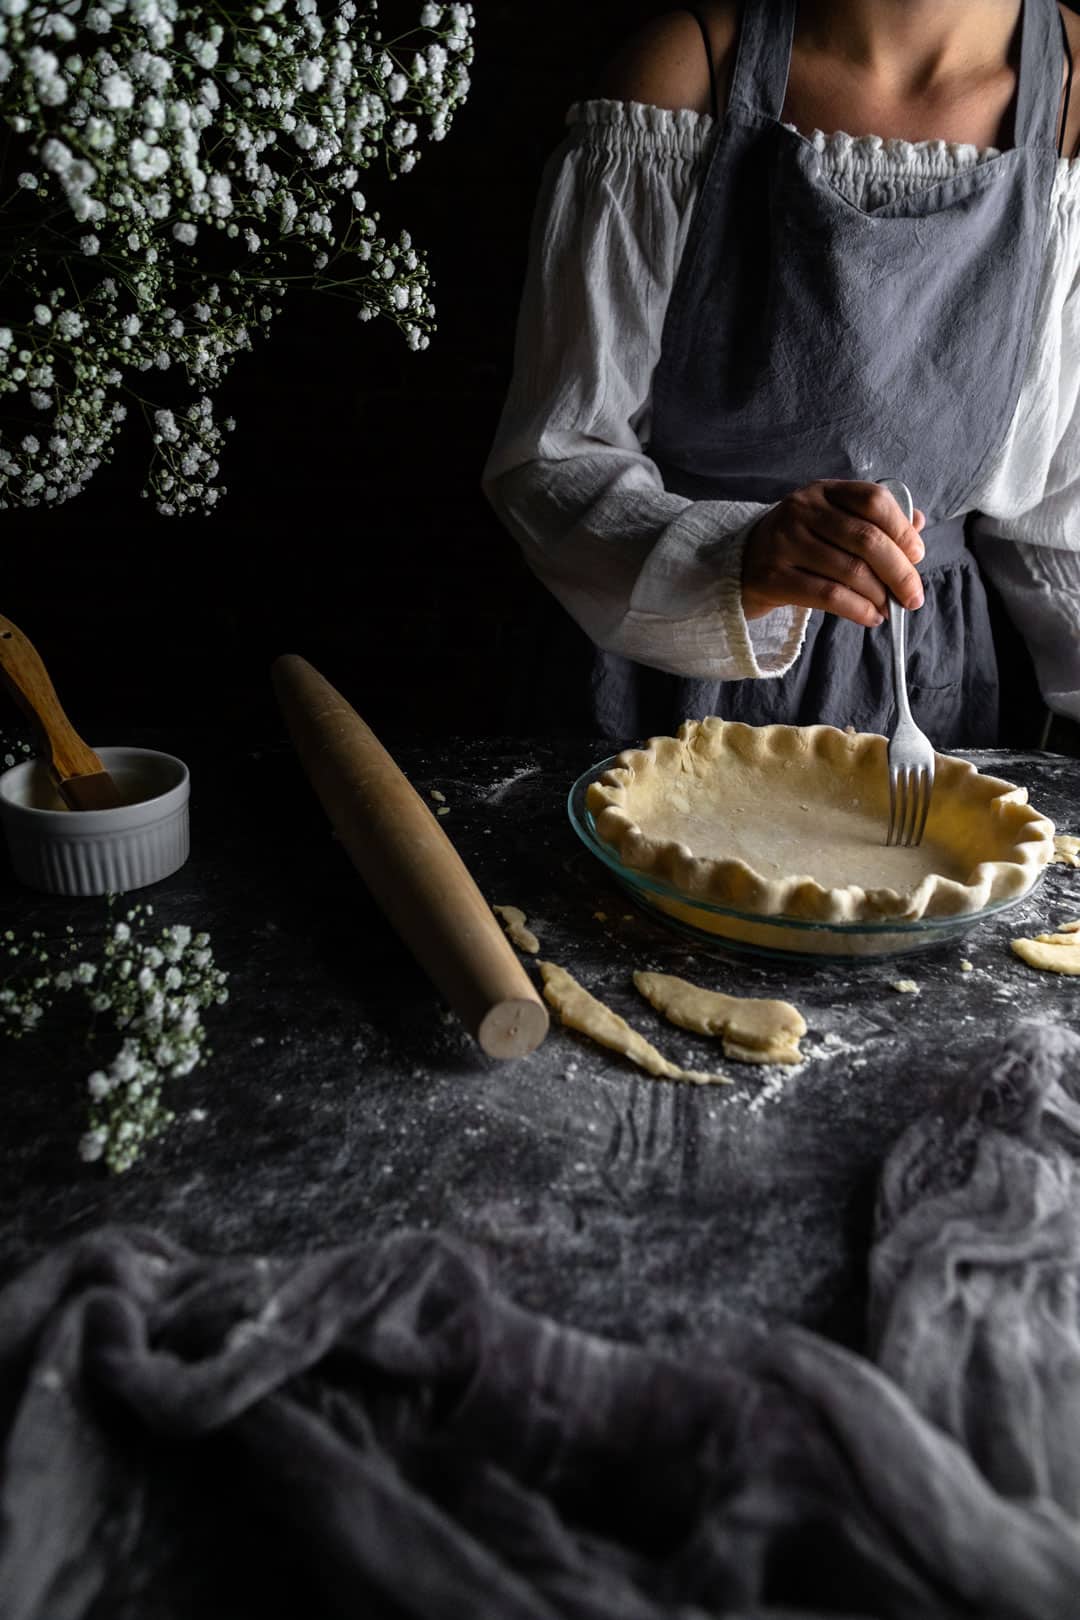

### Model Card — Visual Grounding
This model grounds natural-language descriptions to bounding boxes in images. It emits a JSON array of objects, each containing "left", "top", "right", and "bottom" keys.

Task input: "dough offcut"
[
  {"left": 1012, "top": 919, "right": 1080, "bottom": 975},
  {"left": 493, "top": 904, "right": 540, "bottom": 955},
  {"left": 538, "top": 962, "right": 730, "bottom": 1085},
  {"left": 633, "top": 970, "right": 806, "bottom": 1065}
]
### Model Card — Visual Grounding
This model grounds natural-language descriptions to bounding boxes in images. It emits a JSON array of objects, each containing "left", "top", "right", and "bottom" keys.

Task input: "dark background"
[
  {"left": 4, "top": 1, "right": 1078, "bottom": 748},
  {"left": 3, "top": 0, "right": 662, "bottom": 746}
]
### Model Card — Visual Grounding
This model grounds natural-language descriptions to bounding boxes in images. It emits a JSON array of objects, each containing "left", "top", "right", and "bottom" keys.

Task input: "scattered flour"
[
  {"left": 486, "top": 764, "right": 542, "bottom": 803},
  {"left": 800, "top": 1032, "right": 861, "bottom": 1064},
  {"left": 746, "top": 1068, "right": 791, "bottom": 1113}
]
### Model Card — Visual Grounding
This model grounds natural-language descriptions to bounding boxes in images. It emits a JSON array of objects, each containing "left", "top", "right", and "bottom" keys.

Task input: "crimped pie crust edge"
[{"left": 585, "top": 719, "right": 1055, "bottom": 923}]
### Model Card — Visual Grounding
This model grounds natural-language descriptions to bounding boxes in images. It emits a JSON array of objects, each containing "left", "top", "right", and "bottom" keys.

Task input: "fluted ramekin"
[{"left": 0, "top": 746, "right": 190, "bottom": 896}]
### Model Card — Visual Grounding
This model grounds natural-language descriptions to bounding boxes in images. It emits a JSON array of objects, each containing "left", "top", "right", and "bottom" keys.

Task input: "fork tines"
[{"left": 887, "top": 763, "right": 933, "bottom": 848}]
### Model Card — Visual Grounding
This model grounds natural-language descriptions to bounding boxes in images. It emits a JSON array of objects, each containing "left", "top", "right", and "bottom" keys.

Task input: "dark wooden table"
[{"left": 2, "top": 737, "right": 1079, "bottom": 1357}]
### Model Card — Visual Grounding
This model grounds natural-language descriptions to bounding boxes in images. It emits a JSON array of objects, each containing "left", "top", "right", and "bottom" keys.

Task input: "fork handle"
[
  {"left": 887, "top": 596, "right": 915, "bottom": 725},
  {"left": 877, "top": 479, "right": 918, "bottom": 724}
]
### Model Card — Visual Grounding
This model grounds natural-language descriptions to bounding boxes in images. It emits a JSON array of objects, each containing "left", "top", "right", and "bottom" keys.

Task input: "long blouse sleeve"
[
  {"left": 481, "top": 101, "right": 808, "bottom": 681},
  {"left": 969, "top": 162, "right": 1080, "bottom": 721}
]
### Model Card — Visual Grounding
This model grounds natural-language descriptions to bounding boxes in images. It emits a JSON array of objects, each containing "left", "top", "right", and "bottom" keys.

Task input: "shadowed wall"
[
  {"left": 2, "top": 1, "right": 1074, "bottom": 746},
  {"left": 2, "top": 1, "right": 656, "bottom": 744}
]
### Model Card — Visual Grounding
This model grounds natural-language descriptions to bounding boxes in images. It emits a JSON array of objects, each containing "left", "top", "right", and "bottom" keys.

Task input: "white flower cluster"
[
  {"left": 0, "top": 727, "right": 33, "bottom": 770},
  {"left": 0, "top": 922, "right": 75, "bottom": 1032},
  {"left": 0, "top": 0, "right": 474, "bottom": 514},
  {"left": 76, "top": 906, "right": 228, "bottom": 1170},
  {"left": 0, "top": 899, "right": 228, "bottom": 1172}
]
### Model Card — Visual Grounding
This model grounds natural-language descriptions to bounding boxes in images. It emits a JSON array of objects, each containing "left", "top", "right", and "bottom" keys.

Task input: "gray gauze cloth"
[{"left": 2, "top": 1023, "right": 1080, "bottom": 1620}]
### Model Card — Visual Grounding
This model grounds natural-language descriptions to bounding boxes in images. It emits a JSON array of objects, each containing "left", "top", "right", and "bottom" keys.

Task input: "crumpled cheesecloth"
[{"left": 2, "top": 1022, "right": 1080, "bottom": 1620}]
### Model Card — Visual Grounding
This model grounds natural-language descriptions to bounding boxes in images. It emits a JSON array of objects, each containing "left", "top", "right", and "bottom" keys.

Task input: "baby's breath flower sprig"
[
  {"left": 78, "top": 901, "right": 228, "bottom": 1171},
  {"left": 0, "top": 897, "right": 228, "bottom": 1172},
  {"left": 0, "top": 724, "right": 34, "bottom": 771},
  {"left": 0, "top": 0, "right": 475, "bottom": 514},
  {"left": 0, "top": 921, "right": 79, "bottom": 1036}
]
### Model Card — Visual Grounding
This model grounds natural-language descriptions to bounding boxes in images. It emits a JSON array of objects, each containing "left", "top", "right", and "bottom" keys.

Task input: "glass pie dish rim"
[{"left": 567, "top": 755, "right": 1043, "bottom": 940}]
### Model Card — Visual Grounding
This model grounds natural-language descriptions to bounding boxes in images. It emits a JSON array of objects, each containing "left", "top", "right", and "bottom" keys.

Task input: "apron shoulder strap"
[
  {"left": 1012, "top": 0, "right": 1066, "bottom": 150},
  {"left": 726, "top": 0, "right": 796, "bottom": 124}
]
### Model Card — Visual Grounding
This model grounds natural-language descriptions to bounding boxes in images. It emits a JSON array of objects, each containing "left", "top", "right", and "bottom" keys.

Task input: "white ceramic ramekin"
[{"left": 0, "top": 746, "right": 190, "bottom": 896}]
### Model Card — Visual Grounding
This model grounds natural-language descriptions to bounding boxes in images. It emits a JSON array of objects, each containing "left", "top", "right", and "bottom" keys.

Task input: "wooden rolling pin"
[{"left": 271, "top": 655, "right": 549, "bottom": 1060}]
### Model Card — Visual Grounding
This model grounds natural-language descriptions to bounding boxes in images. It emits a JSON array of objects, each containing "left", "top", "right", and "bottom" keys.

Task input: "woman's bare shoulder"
[
  {"left": 592, "top": 3, "right": 738, "bottom": 117},
  {"left": 1060, "top": 4, "right": 1080, "bottom": 158}
]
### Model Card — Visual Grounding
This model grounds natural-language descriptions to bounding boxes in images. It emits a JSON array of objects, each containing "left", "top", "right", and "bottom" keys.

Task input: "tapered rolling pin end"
[
  {"left": 478, "top": 996, "right": 549, "bottom": 1060},
  {"left": 272, "top": 653, "right": 549, "bottom": 1061}
]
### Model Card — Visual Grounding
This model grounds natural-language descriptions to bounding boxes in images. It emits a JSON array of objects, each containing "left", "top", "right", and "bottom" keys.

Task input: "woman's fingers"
[
  {"left": 744, "top": 524, "right": 886, "bottom": 626},
  {"left": 762, "top": 559, "right": 886, "bottom": 628},
  {"left": 808, "top": 488, "right": 924, "bottom": 610},
  {"left": 741, "top": 481, "right": 931, "bottom": 626},
  {"left": 781, "top": 532, "right": 891, "bottom": 614},
  {"left": 823, "top": 480, "right": 926, "bottom": 556},
  {"left": 769, "top": 566, "right": 885, "bottom": 628}
]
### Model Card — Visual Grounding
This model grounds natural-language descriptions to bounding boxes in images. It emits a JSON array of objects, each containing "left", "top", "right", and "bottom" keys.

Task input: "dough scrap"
[
  {"left": 1053, "top": 835, "right": 1080, "bottom": 868},
  {"left": 538, "top": 962, "right": 730, "bottom": 1085},
  {"left": 493, "top": 904, "right": 540, "bottom": 955},
  {"left": 632, "top": 970, "right": 805, "bottom": 1065},
  {"left": 1012, "top": 920, "right": 1080, "bottom": 974}
]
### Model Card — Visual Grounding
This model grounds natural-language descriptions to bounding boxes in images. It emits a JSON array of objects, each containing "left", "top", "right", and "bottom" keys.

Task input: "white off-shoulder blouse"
[{"left": 482, "top": 99, "right": 1080, "bottom": 720}]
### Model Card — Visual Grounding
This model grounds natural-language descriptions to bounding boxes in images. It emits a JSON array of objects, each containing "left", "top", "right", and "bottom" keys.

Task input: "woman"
[{"left": 482, "top": 0, "right": 1080, "bottom": 745}]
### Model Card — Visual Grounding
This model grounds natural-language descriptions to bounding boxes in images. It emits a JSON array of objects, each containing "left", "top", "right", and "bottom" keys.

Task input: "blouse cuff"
[
  {"left": 713, "top": 521, "right": 812, "bottom": 678},
  {"left": 623, "top": 510, "right": 810, "bottom": 680}
]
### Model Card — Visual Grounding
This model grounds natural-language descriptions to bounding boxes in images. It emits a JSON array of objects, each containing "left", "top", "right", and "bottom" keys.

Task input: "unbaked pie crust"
[{"left": 586, "top": 719, "right": 1054, "bottom": 923}]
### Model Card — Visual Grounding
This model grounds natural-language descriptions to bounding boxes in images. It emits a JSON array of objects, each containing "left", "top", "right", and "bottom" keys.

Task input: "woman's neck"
[{"left": 796, "top": 0, "right": 1024, "bottom": 98}]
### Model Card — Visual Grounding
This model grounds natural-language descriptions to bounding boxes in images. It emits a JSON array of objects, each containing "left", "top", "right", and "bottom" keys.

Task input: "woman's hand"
[{"left": 742, "top": 480, "right": 927, "bottom": 628}]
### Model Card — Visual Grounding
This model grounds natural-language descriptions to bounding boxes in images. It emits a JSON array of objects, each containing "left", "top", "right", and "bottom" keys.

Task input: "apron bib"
[{"left": 584, "top": 0, "right": 1061, "bottom": 745}]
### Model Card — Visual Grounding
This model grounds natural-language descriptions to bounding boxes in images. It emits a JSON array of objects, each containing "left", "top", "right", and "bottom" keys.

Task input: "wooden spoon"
[{"left": 0, "top": 613, "right": 122, "bottom": 810}]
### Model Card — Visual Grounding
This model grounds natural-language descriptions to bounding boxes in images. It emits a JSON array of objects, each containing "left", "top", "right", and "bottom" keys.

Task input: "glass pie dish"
[{"left": 567, "top": 758, "right": 1045, "bottom": 961}]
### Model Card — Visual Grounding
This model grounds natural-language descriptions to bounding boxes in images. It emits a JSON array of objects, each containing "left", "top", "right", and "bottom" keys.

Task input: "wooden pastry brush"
[{"left": 0, "top": 613, "right": 123, "bottom": 810}]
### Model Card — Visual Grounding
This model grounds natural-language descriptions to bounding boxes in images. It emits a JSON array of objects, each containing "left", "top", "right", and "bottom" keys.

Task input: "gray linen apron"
[{"left": 582, "top": 0, "right": 1062, "bottom": 746}]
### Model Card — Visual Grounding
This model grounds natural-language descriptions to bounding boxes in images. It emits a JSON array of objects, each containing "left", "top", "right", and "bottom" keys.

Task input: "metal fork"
[{"left": 876, "top": 479, "right": 935, "bottom": 848}]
